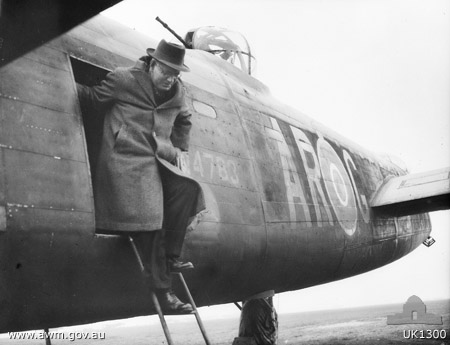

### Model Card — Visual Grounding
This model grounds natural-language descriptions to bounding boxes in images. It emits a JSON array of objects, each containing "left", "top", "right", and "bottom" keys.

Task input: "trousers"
[
  {"left": 131, "top": 230, "right": 171, "bottom": 290},
  {"left": 160, "top": 163, "right": 199, "bottom": 259},
  {"left": 131, "top": 164, "right": 198, "bottom": 289}
]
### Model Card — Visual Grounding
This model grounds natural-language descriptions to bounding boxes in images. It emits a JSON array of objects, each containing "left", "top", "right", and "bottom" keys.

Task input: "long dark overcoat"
[{"left": 77, "top": 60, "right": 205, "bottom": 232}]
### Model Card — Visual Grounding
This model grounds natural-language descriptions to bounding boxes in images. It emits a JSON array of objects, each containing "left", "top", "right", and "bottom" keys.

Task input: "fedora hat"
[{"left": 147, "top": 39, "right": 190, "bottom": 72}]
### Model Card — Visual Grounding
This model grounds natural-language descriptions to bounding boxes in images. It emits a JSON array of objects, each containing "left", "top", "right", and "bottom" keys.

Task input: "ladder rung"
[{"left": 128, "top": 236, "right": 211, "bottom": 344}]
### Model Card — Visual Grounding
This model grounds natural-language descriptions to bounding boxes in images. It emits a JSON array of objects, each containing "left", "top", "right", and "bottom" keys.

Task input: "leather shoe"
[
  {"left": 169, "top": 258, "right": 194, "bottom": 271},
  {"left": 158, "top": 291, "right": 193, "bottom": 314}
]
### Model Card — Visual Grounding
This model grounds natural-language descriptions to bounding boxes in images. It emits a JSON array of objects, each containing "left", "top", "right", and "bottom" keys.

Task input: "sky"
[{"left": 99, "top": 0, "right": 450, "bottom": 319}]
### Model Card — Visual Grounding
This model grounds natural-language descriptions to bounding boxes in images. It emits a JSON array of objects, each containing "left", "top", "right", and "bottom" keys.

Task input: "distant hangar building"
[{"left": 387, "top": 295, "right": 442, "bottom": 325}]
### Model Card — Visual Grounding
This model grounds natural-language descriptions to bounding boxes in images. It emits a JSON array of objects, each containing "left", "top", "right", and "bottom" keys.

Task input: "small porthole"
[{"left": 193, "top": 100, "right": 217, "bottom": 118}]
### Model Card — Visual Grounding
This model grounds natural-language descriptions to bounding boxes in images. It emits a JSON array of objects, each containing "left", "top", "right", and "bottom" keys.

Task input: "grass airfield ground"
[
  {"left": 276, "top": 300, "right": 449, "bottom": 345},
  {"left": 0, "top": 300, "right": 448, "bottom": 344}
]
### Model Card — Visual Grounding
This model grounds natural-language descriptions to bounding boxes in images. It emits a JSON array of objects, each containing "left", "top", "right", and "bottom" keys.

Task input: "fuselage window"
[{"left": 192, "top": 100, "right": 217, "bottom": 118}]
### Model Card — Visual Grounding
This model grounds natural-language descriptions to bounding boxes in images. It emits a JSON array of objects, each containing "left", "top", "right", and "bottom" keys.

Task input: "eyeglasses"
[{"left": 155, "top": 63, "right": 180, "bottom": 79}]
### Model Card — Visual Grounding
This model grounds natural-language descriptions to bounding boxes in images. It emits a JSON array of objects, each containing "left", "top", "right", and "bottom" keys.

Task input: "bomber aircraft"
[{"left": 0, "top": 0, "right": 449, "bottom": 343}]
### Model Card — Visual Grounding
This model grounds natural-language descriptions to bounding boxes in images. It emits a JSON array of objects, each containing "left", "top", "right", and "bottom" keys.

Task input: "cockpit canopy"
[{"left": 185, "top": 27, "right": 256, "bottom": 75}]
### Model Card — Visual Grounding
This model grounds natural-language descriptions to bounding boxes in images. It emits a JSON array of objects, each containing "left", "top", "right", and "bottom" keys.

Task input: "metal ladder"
[{"left": 129, "top": 236, "right": 211, "bottom": 345}]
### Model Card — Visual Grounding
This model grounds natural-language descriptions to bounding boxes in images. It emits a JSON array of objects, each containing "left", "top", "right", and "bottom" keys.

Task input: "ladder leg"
[
  {"left": 151, "top": 291, "right": 174, "bottom": 345},
  {"left": 174, "top": 272, "right": 212, "bottom": 345},
  {"left": 129, "top": 236, "right": 174, "bottom": 345},
  {"left": 44, "top": 328, "right": 51, "bottom": 345},
  {"left": 129, "top": 236, "right": 146, "bottom": 272}
]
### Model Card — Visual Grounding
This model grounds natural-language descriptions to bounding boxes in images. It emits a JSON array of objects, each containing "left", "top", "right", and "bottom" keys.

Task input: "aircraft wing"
[
  {"left": 370, "top": 167, "right": 450, "bottom": 217},
  {"left": 0, "top": 0, "right": 122, "bottom": 67}
]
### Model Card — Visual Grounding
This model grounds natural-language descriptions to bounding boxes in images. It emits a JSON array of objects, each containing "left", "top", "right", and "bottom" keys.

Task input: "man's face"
[{"left": 150, "top": 62, "right": 180, "bottom": 92}]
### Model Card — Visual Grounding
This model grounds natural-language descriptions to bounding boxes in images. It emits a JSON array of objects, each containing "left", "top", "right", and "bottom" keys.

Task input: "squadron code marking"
[{"left": 270, "top": 118, "right": 371, "bottom": 234}]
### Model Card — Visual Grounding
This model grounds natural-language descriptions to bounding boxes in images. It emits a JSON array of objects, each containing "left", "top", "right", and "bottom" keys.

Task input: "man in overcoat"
[{"left": 77, "top": 40, "right": 205, "bottom": 313}]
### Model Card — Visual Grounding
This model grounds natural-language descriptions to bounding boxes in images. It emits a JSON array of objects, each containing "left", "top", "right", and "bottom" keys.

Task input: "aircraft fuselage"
[{"left": 0, "top": 15, "right": 430, "bottom": 332}]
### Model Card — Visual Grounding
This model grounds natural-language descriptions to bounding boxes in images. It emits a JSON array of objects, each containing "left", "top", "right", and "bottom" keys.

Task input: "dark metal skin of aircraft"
[
  {"left": 0, "top": 15, "right": 431, "bottom": 332},
  {"left": 0, "top": 0, "right": 122, "bottom": 67}
]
